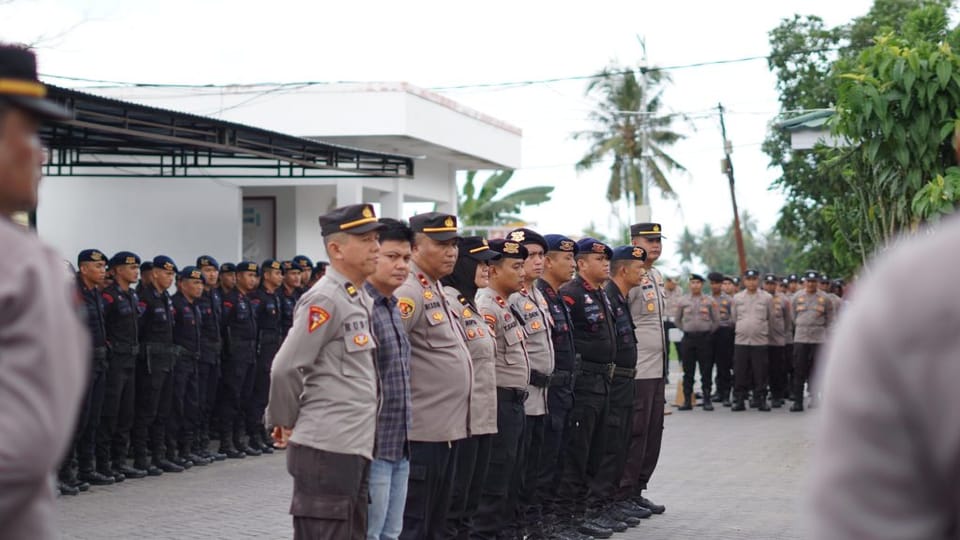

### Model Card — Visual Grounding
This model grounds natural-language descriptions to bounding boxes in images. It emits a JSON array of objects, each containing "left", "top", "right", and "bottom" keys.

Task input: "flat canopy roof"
[{"left": 39, "top": 85, "right": 414, "bottom": 178}]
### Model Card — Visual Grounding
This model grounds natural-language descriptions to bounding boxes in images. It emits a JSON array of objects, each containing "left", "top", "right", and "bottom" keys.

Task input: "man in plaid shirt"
[{"left": 365, "top": 218, "right": 414, "bottom": 540}]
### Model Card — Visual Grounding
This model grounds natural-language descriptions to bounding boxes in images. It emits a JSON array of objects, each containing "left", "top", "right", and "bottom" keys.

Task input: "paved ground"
[{"left": 57, "top": 361, "right": 815, "bottom": 539}]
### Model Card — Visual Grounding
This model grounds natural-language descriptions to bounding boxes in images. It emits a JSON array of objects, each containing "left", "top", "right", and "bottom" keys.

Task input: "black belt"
[
  {"left": 110, "top": 343, "right": 140, "bottom": 355},
  {"left": 613, "top": 366, "right": 636, "bottom": 379},
  {"left": 549, "top": 369, "right": 574, "bottom": 387},
  {"left": 496, "top": 387, "right": 529, "bottom": 404},
  {"left": 529, "top": 370, "right": 551, "bottom": 388},
  {"left": 580, "top": 361, "right": 616, "bottom": 380}
]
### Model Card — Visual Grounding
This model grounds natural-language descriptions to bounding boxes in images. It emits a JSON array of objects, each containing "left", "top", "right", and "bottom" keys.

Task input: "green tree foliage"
[
  {"left": 765, "top": 0, "right": 957, "bottom": 275},
  {"left": 677, "top": 212, "right": 799, "bottom": 276},
  {"left": 828, "top": 3, "right": 960, "bottom": 266},
  {"left": 575, "top": 60, "right": 686, "bottom": 207},
  {"left": 458, "top": 170, "right": 554, "bottom": 227}
]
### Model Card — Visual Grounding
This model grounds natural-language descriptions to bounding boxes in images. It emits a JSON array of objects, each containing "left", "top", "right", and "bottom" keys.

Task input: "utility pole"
[{"left": 718, "top": 103, "right": 748, "bottom": 274}]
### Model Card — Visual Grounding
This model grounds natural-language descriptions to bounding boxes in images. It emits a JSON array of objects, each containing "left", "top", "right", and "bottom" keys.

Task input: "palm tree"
[
  {"left": 458, "top": 169, "right": 554, "bottom": 227},
  {"left": 575, "top": 61, "right": 686, "bottom": 209}
]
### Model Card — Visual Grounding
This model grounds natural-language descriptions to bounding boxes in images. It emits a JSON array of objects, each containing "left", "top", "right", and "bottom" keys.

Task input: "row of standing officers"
[
  {"left": 264, "top": 205, "right": 675, "bottom": 540},
  {"left": 61, "top": 249, "right": 327, "bottom": 495},
  {"left": 664, "top": 270, "right": 839, "bottom": 413}
]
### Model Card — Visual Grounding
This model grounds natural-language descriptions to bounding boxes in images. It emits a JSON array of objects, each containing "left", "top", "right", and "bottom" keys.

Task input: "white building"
[{"left": 37, "top": 82, "right": 521, "bottom": 267}]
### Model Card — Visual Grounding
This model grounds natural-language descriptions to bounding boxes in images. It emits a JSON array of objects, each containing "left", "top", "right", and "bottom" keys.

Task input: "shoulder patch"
[
  {"left": 495, "top": 296, "right": 506, "bottom": 307},
  {"left": 308, "top": 306, "right": 330, "bottom": 333},
  {"left": 483, "top": 313, "right": 497, "bottom": 326},
  {"left": 102, "top": 292, "right": 114, "bottom": 304},
  {"left": 417, "top": 273, "right": 430, "bottom": 288},
  {"left": 562, "top": 295, "right": 575, "bottom": 306},
  {"left": 398, "top": 297, "right": 416, "bottom": 319}
]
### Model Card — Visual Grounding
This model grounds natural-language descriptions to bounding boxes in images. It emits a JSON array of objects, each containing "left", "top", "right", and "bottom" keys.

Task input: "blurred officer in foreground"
[
  {"left": 810, "top": 217, "right": 960, "bottom": 540},
  {"left": 267, "top": 204, "right": 384, "bottom": 540},
  {"left": 99, "top": 252, "right": 147, "bottom": 480},
  {"left": 0, "top": 43, "right": 89, "bottom": 537}
]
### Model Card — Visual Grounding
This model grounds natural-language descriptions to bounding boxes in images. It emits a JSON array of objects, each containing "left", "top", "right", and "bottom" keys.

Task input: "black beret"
[
  {"left": 489, "top": 239, "right": 528, "bottom": 259},
  {"left": 707, "top": 271, "right": 725, "bottom": 283},
  {"left": 152, "top": 255, "right": 177, "bottom": 273},
  {"left": 611, "top": 245, "right": 647, "bottom": 262},
  {"left": 178, "top": 266, "right": 203, "bottom": 281},
  {"left": 196, "top": 255, "right": 219, "bottom": 269},
  {"left": 219, "top": 262, "right": 236, "bottom": 273},
  {"left": 576, "top": 237, "right": 612, "bottom": 259},
  {"left": 77, "top": 249, "right": 106, "bottom": 266},
  {"left": 236, "top": 261, "right": 259, "bottom": 275},
  {"left": 109, "top": 251, "right": 140, "bottom": 268},
  {"left": 543, "top": 234, "right": 579, "bottom": 254},
  {"left": 506, "top": 228, "right": 548, "bottom": 252}
]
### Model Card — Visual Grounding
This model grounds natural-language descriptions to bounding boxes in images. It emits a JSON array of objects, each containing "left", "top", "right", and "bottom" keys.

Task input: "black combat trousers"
[
  {"left": 734, "top": 345, "right": 769, "bottom": 402},
  {"left": 287, "top": 443, "right": 370, "bottom": 540},
  {"left": 132, "top": 348, "right": 176, "bottom": 462},
  {"left": 471, "top": 388, "right": 527, "bottom": 539},
  {"left": 536, "top": 372, "right": 574, "bottom": 516},
  {"left": 513, "top": 413, "right": 547, "bottom": 531},
  {"left": 590, "top": 374, "right": 635, "bottom": 505},
  {"left": 556, "top": 370, "right": 610, "bottom": 516},
  {"left": 616, "top": 378, "right": 665, "bottom": 498},
  {"left": 681, "top": 331, "right": 714, "bottom": 399},
  {"left": 768, "top": 345, "right": 788, "bottom": 401},
  {"left": 247, "top": 337, "right": 280, "bottom": 440},
  {"left": 167, "top": 353, "right": 200, "bottom": 457},
  {"left": 792, "top": 342, "right": 820, "bottom": 403},
  {"left": 445, "top": 434, "right": 493, "bottom": 539},
  {"left": 97, "top": 351, "right": 137, "bottom": 470},
  {"left": 77, "top": 350, "right": 109, "bottom": 473},
  {"left": 401, "top": 440, "right": 459, "bottom": 540},
  {"left": 215, "top": 341, "right": 256, "bottom": 446},
  {"left": 784, "top": 343, "right": 795, "bottom": 399},
  {"left": 663, "top": 321, "right": 678, "bottom": 378},
  {"left": 195, "top": 350, "right": 219, "bottom": 450},
  {"left": 713, "top": 326, "right": 735, "bottom": 399}
]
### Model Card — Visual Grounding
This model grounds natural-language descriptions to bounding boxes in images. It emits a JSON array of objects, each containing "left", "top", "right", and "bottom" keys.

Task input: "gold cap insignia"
[
  {"left": 632, "top": 247, "right": 646, "bottom": 259},
  {"left": 592, "top": 243, "right": 606, "bottom": 253},
  {"left": 362, "top": 206, "right": 373, "bottom": 218},
  {"left": 559, "top": 240, "right": 575, "bottom": 251},
  {"left": 653, "top": 224, "right": 661, "bottom": 232},
  {"left": 443, "top": 216, "right": 455, "bottom": 227},
  {"left": 503, "top": 242, "right": 520, "bottom": 255},
  {"left": 509, "top": 231, "right": 525, "bottom": 242}
]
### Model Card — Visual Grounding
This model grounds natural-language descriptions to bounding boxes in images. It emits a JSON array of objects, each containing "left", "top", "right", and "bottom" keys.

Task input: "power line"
[{"left": 39, "top": 47, "right": 841, "bottom": 93}]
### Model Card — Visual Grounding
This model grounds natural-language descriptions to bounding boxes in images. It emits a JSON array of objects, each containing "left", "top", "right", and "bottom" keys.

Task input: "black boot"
[
  {"left": 790, "top": 400, "right": 804, "bottom": 412},
  {"left": 731, "top": 398, "right": 746, "bottom": 412},
  {"left": 758, "top": 397, "right": 771, "bottom": 412},
  {"left": 678, "top": 392, "right": 692, "bottom": 411},
  {"left": 78, "top": 469, "right": 115, "bottom": 486},
  {"left": 702, "top": 394, "right": 714, "bottom": 411},
  {"left": 115, "top": 463, "right": 148, "bottom": 479},
  {"left": 218, "top": 437, "right": 245, "bottom": 459},
  {"left": 133, "top": 456, "right": 162, "bottom": 476}
]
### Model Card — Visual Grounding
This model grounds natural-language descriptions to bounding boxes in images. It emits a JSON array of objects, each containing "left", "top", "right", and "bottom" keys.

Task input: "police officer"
[
  {"left": 675, "top": 273, "right": 719, "bottom": 411},
  {"left": 247, "top": 259, "right": 283, "bottom": 454},
  {"left": 764, "top": 273, "right": 793, "bottom": 408},
  {"left": 396, "top": 212, "right": 473, "bottom": 539},
  {"left": 557, "top": 238, "right": 624, "bottom": 538},
  {"left": 731, "top": 269, "right": 774, "bottom": 412},
  {"left": 98, "top": 251, "right": 147, "bottom": 481},
  {"left": 66, "top": 249, "right": 115, "bottom": 488},
  {"left": 194, "top": 255, "right": 225, "bottom": 461},
  {"left": 535, "top": 234, "right": 581, "bottom": 537},
  {"left": 474, "top": 238, "right": 531, "bottom": 540},
  {"left": 621, "top": 223, "right": 667, "bottom": 516},
  {"left": 137, "top": 261, "right": 154, "bottom": 297},
  {"left": 440, "top": 236, "right": 499, "bottom": 539},
  {"left": 312, "top": 261, "right": 329, "bottom": 287},
  {"left": 708, "top": 271, "right": 735, "bottom": 406},
  {"left": 505, "top": 228, "right": 555, "bottom": 536},
  {"left": 132, "top": 255, "right": 182, "bottom": 475},
  {"left": 791, "top": 270, "right": 834, "bottom": 411},
  {"left": 594, "top": 246, "right": 649, "bottom": 526},
  {"left": 291, "top": 254, "right": 313, "bottom": 293},
  {"left": 266, "top": 204, "right": 384, "bottom": 540},
  {"left": 169, "top": 266, "right": 208, "bottom": 468},
  {"left": 279, "top": 260, "right": 302, "bottom": 339},
  {"left": 217, "top": 261, "right": 261, "bottom": 458}
]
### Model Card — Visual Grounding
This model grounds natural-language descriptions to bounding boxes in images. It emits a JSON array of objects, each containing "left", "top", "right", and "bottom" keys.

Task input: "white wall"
[{"left": 37, "top": 176, "right": 242, "bottom": 269}]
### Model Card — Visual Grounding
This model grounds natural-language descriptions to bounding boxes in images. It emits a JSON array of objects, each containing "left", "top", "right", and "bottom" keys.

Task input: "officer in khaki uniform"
[
  {"left": 474, "top": 238, "right": 532, "bottom": 539},
  {"left": 439, "top": 235, "right": 499, "bottom": 539},
  {"left": 266, "top": 204, "right": 384, "bottom": 540},
  {"left": 708, "top": 272, "right": 735, "bottom": 406},
  {"left": 505, "top": 228, "right": 555, "bottom": 535},
  {"left": 675, "top": 273, "right": 720, "bottom": 411},
  {"left": 790, "top": 270, "right": 834, "bottom": 412},
  {"left": 731, "top": 269, "right": 774, "bottom": 412},
  {"left": 620, "top": 223, "right": 667, "bottom": 516},
  {"left": 396, "top": 212, "right": 474, "bottom": 540},
  {"left": 763, "top": 273, "right": 792, "bottom": 408}
]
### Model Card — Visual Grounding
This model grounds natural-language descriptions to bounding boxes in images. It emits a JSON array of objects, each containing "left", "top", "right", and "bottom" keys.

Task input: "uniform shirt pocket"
[{"left": 341, "top": 318, "right": 375, "bottom": 378}]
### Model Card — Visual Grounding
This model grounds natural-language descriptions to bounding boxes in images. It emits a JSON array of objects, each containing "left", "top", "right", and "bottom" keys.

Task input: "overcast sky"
[{"left": 6, "top": 0, "right": 875, "bottom": 273}]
